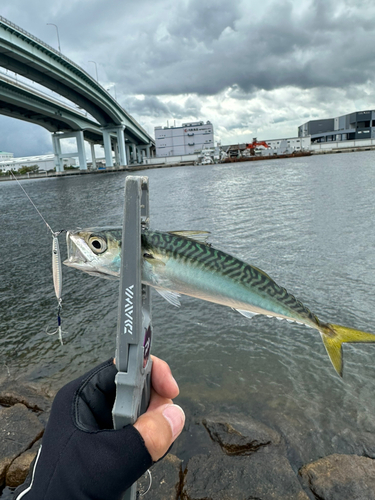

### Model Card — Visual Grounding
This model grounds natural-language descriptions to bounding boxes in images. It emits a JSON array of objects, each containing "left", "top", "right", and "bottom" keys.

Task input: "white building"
[
  {"left": 264, "top": 136, "right": 311, "bottom": 153},
  {"left": 0, "top": 154, "right": 77, "bottom": 172},
  {"left": 154, "top": 121, "right": 214, "bottom": 157},
  {"left": 0, "top": 151, "right": 14, "bottom": 161}
]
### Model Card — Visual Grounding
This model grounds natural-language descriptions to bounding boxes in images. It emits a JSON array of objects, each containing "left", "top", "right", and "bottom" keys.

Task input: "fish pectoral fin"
[
  {"left": 155, "top": 288, "right": 181, "bottom": 307},
  {"left": 86, "top": 271, "right": 118, "bottom": 280},
  {"left": 143, "top": 253, "right": 166, "bottom": 267},
  {"left": 234, "top": 309, "right": 259, "bottom": 319},
  {"left": 168, "top": 231, "right": 211, "bottom": 244},
  {"left": 320, "top": 323, "right": 375, "bottom": 377}
]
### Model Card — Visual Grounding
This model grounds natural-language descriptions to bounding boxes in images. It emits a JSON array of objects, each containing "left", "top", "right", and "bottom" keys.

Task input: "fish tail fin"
[{"left": 320, "top": 323, "right": 375, "bottom": 377}]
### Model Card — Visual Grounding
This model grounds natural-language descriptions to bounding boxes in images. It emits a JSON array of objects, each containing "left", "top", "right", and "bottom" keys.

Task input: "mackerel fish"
[{"left": 63, "top": 227, "right": 375, "bottom": 377}]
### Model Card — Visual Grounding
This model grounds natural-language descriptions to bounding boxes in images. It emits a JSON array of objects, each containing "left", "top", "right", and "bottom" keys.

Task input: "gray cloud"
[
  {"left": 5, "top": 0, "right": 375, "bottom": 96},
  {"left": 102, "top": 0, "right": 375, "bottom": 96},
  {"left": 167, "top": 0, "right": 240, "bottom": 43},
  {"left": 0, "top": 116, "right": 52, "bottom": 156},
  {"left": 1, "top": 0, "right": 375, "bottom": 155},
  {"left": 123, "top": 95, "right": 201, "bottom": 120}
]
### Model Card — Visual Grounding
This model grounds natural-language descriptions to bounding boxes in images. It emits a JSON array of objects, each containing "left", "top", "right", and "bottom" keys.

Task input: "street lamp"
[
  {"left": 88, "top": 61, "right": 99, "bottom": 82},
  {"left": 46, "top": 23, "right": 61, "bottom": 52}
]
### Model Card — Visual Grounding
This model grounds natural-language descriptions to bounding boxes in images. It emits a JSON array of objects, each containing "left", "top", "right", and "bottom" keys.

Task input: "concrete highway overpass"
[{"left": 0, "top": 16, "right": 154, "bottom": 170}]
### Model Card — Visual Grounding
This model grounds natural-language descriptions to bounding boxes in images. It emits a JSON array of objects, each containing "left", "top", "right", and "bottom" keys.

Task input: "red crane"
[{"left": 245, "top": 137, "right": 270, "bottom": 150}]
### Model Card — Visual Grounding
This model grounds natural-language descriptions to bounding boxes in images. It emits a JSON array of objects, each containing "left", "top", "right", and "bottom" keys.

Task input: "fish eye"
[{"left": 88, "top": 235, "right": 107, "bottom": 254}]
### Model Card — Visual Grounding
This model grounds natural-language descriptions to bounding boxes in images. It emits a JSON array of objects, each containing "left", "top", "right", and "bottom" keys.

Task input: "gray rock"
[
  {"left": 299, "top": 453, "right": 375, "bottom": 500},
  {"left": 261, "top": 406, "right": 324, "bottom": 467},
  {"left": 182, "top": 451, "right": 310, "bottom": 500},
  {"left": 0, "top": 404, "right": 44, "bottom": 486},
  {"left": 6, "top": 440, "right": 40, "bottom": 488},
  {"left": 0, "top": 380, "right": 53, "bottom": 413},
  {"left": 331, "top": 427, "right": 375, "bottom": 459},
  {"left": 138, "top": 454, "right": 182, "bottom": 500},
  {"left": 170, "top": 401, "right": 220, "bottom": 460},
  {"left": 203, "top": 415, "right": 282, "bottom": 456}
]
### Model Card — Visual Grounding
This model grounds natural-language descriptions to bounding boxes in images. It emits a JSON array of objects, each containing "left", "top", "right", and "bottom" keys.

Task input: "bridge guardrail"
[{"left": 0, "top": 70, "right": 91, "bottom": 117}]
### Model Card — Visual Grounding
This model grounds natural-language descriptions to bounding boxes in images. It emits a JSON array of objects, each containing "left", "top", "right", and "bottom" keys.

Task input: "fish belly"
[{"left": 143, "top": 256, "right": 307, "bottom": 323}]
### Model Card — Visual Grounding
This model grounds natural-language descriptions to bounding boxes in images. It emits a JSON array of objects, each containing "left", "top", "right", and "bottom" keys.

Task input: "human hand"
[
  {"left": 134, "top": 355, "right": 185, "bottom": 461},
  {"left": 15, "top": 357, "right": 185, "bottom": 500}
]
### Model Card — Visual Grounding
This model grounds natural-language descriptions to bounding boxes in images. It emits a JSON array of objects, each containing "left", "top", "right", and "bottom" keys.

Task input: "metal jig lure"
[
  {"left": 46, "top": 231, "right": 65, "bottom": 345},
  {"left": 11, "top": 172, "right": 66, "bottom": 344}
]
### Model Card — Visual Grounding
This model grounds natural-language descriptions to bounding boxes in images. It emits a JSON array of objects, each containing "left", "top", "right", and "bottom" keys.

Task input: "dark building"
[{"left": 298, "top": 110, "right": 375, "bottom": 143}]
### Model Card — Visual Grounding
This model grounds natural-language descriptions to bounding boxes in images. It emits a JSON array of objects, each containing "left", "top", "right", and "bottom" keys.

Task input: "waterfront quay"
[
  {"left": 2, "top": 142, "right": 375, "bottom": 183},
  {"left": 0, "top": 160, "right": 194, "bottom": 182}
]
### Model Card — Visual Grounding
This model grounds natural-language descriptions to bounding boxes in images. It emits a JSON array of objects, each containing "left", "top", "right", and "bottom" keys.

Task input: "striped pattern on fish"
[
  {"left": 63, "top": 227, "right": 375, "bottom": 377},
  {"left": 142, "top": 231, "right": 319, "bottom": 327}
]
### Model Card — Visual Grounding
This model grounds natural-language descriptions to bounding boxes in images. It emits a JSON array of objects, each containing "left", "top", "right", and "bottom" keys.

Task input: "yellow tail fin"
[{"left": 320, "top": 323, "right": 375, "bottom": 377}]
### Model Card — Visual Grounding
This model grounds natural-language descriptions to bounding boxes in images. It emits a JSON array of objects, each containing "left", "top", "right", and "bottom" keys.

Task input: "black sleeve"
[{"left": 14, "top": 359, "right": 153, "bottom": 500}]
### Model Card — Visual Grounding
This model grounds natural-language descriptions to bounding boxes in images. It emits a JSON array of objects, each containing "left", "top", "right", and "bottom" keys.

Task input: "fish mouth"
[
  {"left": 63, "top": 230, "right": 92, "bottom": 270},
  {"left": 63, "top": 229, "right": 120, "bottom": 279}
]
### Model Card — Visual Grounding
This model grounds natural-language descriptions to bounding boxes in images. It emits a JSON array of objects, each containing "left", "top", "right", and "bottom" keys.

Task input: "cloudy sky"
[{"left": 1, "top": 0, "right": 375, "bottom": 157}]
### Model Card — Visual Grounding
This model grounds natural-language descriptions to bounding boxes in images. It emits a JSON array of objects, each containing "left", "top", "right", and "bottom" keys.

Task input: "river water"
[{"left": 1, "top": 151, "right": 375, "bottom": 475}]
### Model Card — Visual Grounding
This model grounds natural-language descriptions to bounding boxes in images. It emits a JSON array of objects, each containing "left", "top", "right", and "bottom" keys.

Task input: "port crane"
[{"left": 245, "top": 138, "right": 270, "bottom": 154}]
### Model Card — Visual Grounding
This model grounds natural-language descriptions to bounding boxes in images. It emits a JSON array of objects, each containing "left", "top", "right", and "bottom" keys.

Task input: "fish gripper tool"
[{"left": 112, "top": 176, "right": 153, "bottom": 500}]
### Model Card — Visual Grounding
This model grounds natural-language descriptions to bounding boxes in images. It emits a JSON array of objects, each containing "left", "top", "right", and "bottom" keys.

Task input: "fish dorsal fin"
[
  {"left": 251, "top": 265, "right": 274, "bottom": 281},
  {"left": 234, "top": 309, "right": 259, "bottom": 319},
  {"left": 168, "top": 230, "right": 211, "bottom": 244},
  {"left": 155, "top": 287, "right": 181, "bottom": 307}
]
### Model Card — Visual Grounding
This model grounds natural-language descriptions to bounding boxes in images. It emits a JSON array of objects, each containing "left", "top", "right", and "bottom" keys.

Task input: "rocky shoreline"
[
  {"left": 0, "top": 381, "right": 374, "bottom": 499},
  {"left": 0, "top": 380, "right": 52, "bottom": 496}
]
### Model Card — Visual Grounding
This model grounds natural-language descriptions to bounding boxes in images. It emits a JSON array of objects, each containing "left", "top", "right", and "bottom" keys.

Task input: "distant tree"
[{"left": 18, "top": 165, "right": 39, "bottom": 175}]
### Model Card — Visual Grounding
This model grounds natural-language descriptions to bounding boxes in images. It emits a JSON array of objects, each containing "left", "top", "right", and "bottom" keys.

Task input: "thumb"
[{"left": 133, "top": 403, "right": 185, "bottom": 461}]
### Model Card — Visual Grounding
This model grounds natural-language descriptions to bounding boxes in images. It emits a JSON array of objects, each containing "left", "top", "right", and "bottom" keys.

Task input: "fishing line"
[
  {"left": 10, "top": 171, "right": 55, "bottom": 235},
  {"left": 10, "top": 171, "right": 66, "bottom": 345}
]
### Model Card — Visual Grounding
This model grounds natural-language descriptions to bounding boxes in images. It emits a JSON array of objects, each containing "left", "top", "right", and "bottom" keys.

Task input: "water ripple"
[{"left": 1, "top": 153, "right": 375, "bottom": 466}]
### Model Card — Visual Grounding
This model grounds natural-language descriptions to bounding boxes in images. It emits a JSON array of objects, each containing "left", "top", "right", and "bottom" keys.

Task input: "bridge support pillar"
[
  {"left": 101, "top": 125, "right": 127, "bottom": 167},
  {"left": 117, "top": 126, "right": 127, "bottom": 166},
  {"left": 76, "top": 131, "right": 87, "bottom": 169},
  {"left": 102, "top": 128, "right": 113, "bottom": 167},
  {"left": 130, "top": 143, "right": 137, "bottom": 163},
  {"left": 114, "top": 140, "right": 119, "bottom": 166},
  {"left": 52, "top": 133, "right": 63, "bottom": 172},
  {"left": 52, "top": 131, "right": 87, "bottom": 171},
  {"left": 126, "top": 144, "right": 131, "bottom": 164},
  {"left": 137, "top": 146, "right": 146, "bottom": 163},
  {"left": 140, "top": 145, "right": 151, "bottom": 161},
  {"left": 90, "top": 143, "right": 97, "bottom": 169}
]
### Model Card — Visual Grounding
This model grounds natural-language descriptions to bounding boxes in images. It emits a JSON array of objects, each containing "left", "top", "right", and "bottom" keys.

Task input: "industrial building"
[
  {"left": 154, "top": 121, "right": 214, "bottom": 157},
  {"left": 265, "top": 136, "right": 311, "bottom": 152},
  {"left": 0, "top": 154, "right": 77, "bottom": 172},
  {"left": 298, "top": 110, "right": 375, "bottom": 143}
]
